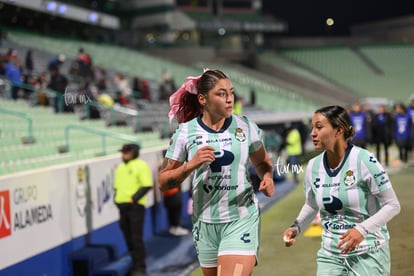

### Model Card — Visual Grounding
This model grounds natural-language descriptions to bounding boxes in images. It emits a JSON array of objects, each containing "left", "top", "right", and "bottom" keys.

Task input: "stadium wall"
[{"left": 0, "top": 146, "right": 189, "bottom": 275}]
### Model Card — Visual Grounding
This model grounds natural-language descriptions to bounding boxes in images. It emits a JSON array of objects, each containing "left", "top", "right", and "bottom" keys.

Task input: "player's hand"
[
  {"left": 283, "top": 228, "right": 297, "bottom": 247},
  {"left": 259, "top": 176, "right": 274, "bottom": 197},
  {"left": 190, "top": 146, "right": 216, "bottom": 167},
  {"left": 337, "top": 228, "right": 364, "bottom": 254}
]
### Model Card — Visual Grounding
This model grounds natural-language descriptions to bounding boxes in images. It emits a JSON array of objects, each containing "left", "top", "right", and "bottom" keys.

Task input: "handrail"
[
  {"left": 2, "top": 78, "right": 66, "bottom": 112},
  {"left": 85, "top": 101, "right": 142, "bottom": 131},
  {"left": 0, "top": 107, "right": 35, "bottom": 144},
  {"left": 64, "top": 124, "right": 141, "bottom": 155}
]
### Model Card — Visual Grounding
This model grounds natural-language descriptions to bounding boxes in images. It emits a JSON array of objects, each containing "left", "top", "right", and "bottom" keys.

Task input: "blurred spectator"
[
  {"left": 22, "top": 74, "right": 36, "bottom": 99},
  {"left": 35, "top": 71, "right": 49, "bottom": 106},
  {"left": 408, "top": 99, "right": 414, "bottom": 156},
  {"left": 394, "top": 103, "right": 412, "bottom": 163},
  {"left": 283, "top": 124, "right": 303, "bottom": 183},
  {"left": 48, "top": 67, "right": 68, "bottom": 113},
  {"left": 140, "top": 80, "right": 151, "bottom": 102},
  {"left": 6, "top": 49, "right": 22, "bottom": 69},
  {"left": 362, "top": 103, "right": 374, "bottom": 144},
  {"left": 35, "top": 71, "right": 48, "bottom": 90},
  {"left": 114, "top": 72, "right": 131, "bottom": 105},
  {"left": 0, "top": 53, "right": 6, "bottom": 75},
  {"left": 97, "top": 93, "right": 115, "bottom": 107},
  {"left": 5, "top": 50, "right": 22, "bottom": 100},
  {"left": 349, "top": 103, "right": 369, "bottom": 148},
  {"left": 249, "top": 89, "right": 256, "bottom": 106},
  {"left": 94, "top": 66, "right": 107, "bottom": 92},
  {"left": 131, "top": 76, "right": 142, "bottom": 99},
  {"left": 158, "top": 69, "right": 176, "bottom": 101},
  {"left": 159, "top": 150, "right": 189, "bottom": 236},
  {"left": 48, "top": 54, "right": 65, "bottom": 72},
  {"left": 371, "top": 105, "right": 393, "bottom": 166},
  {"left": 232, "top": 93, "right": 243, "bottom": 115},
  {"left": 75, "top": 47, "right": 93, "bottom": 81},
  {"left": 24, "top": 49, "right": 34, "bottom": 76},
  {"left": 132, "top": 77, "right": 151, "bottom": 102}
]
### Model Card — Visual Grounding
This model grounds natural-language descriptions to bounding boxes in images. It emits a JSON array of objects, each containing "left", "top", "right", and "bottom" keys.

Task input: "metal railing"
[
  {"left": 0, "top": 107, "right": 35, "bottom": 144},
  {"left": 64, "top": 124, "right": 140, "bottom": 155}
]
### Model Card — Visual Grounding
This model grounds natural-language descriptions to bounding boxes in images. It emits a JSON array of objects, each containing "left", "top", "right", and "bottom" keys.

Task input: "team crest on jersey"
[
  {"left": 235, "top": 128, "right": 246, "bottom": 142},
  {"left": 344, "top": 170, "right": 356, "bottom": 186}
]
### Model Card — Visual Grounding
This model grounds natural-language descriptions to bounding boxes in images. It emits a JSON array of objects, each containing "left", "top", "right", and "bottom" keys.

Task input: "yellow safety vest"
[{"left": 114, "top": 158, "right": 153, "bottom": 205}]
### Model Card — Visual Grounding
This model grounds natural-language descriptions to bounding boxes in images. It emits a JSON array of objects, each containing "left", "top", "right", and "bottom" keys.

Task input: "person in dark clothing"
[
  {"left": 371, "top": 105, "right": 394, "bottom": 166},
  {"left": 48, "top": 54, "right": 65, "bottom": 72},
  {"left": 158, "top": 150, "right": 189, "bottom": 236},
  {"left": 349, "top": 103, "right": 369, "bottom": 148},
  {"left": 114, "top": 143, "right": 153, "bottom": 276},
  {"left": 48, "top": 67, "right": 68, "bottom": 113},
  {"left": 5, "top": 51, "right": 22, "bottom": 100},
  {"left": 394, "top": 103, "right": 412, "bottom": 163},
  {"left": 25, "top": 49, "right": 34, "bottom": 76}
]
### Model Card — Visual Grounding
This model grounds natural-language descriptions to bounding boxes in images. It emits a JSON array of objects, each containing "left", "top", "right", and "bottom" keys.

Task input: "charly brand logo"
[
  {"left": 274, "top": 157, "right": 304, "bottom": 176},
  {"left": 64, "top": 87, "right": 92, "bottom": 106},
  {"left": 0, "top": 190, "right": 12, "bottom": 239}
]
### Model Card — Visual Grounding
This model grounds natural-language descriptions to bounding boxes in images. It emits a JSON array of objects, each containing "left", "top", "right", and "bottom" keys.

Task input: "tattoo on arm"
[
  {"left": 166, "top": 178, "right": 179, "bottom": 189},
  {"left": 256, "top": 162, "right": 273, "bottom": 180}
]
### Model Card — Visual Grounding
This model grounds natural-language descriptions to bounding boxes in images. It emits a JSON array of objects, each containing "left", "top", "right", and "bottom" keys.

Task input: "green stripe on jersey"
[
  {"left": 166, "top": 115, "right": 261, "bottom": 224},
  {"left": 307, "top": 145, "right": 391, "bottom": 256}
]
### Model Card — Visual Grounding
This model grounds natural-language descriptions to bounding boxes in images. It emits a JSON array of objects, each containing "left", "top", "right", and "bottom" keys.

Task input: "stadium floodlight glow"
[
  {"left": 326, "top": 17, "right": 335, "bottom": 27},
  {"left": 57, "top": 4, "right": 67, "bottom": 14},
  {"left": 46, "top": 1, "right": 57, "bottom": 12},
  {"left": 218, "top": 27, "right": 226, "bottom": 35},
  {"left": 88, "top": 12, "right": 99, "bottom": 23}
]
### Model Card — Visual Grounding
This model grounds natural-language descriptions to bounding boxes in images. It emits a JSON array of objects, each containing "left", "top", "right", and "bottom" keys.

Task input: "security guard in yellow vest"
[
  {"left": 285, "top": 125, "right": 303, "bottom": 183},
  {"left": 114, "top": 143, "right": 153, "bottom": 276}
]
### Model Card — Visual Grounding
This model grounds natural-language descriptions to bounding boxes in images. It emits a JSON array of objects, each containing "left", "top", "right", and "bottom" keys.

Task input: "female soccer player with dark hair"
[
  {"left": 159, "top": 69, "right": 275, "bottom": 276},
  {"left": 283, "top": 105, "right": 401, "bottom": 276}
]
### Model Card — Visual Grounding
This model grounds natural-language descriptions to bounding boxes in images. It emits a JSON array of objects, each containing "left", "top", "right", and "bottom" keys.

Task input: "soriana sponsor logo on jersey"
[{"left": 0, "top": 190, "right": 12, "bottom": 239}]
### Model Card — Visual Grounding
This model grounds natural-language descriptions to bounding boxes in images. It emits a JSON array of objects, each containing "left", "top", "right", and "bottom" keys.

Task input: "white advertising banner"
[
  {"left": 0, "top": 167, "right": 71, "bottom": 269},
  {"left": 68, "top": 157, "right": 120, "bottom": 238},
  {"left": 68, "top": 149, "right": 166, "bottom": 239},
  {"left": 0, "top": 146, "right": 168, "bottom": 269}
]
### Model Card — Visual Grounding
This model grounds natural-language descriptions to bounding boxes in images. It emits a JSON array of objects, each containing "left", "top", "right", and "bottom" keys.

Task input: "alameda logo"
[{"left": 0, "top": 190, "right": 12, "bottom": 239}]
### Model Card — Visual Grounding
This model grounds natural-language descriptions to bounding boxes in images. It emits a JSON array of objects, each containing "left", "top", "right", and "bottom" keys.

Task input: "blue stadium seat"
[
  {"left": 69, "top": 246, "right": 111, "bottom": 276},
  {"left": 93, "top": 254, "right": 133, "bottom": 276}
]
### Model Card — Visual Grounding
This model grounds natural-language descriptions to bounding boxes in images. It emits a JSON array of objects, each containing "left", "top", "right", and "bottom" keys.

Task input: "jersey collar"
[
  {"left": 197, "top": 115, "right": 233, "bottom": 133},
  {"left": 323, "top": 143, "right": 353, "bottom": 177}
]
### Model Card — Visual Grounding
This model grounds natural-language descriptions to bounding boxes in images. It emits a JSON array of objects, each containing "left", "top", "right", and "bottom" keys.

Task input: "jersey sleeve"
[
  {"left": 294, "top": 160, "right": 320, "bottom": 234},
  {"left": 243, "top": 116, "right": 264, "bottom": 153},
  {"left": 165, "top": 123, "right": 188, "bottom": 162},
  {"left": 361, "top": 151, "right": 392, "bottom": 195}
]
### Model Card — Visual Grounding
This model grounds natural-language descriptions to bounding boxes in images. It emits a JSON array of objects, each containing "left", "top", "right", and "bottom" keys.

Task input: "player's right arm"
[{"left": 158, "top": 145, "right": 216, "bottom": 192}]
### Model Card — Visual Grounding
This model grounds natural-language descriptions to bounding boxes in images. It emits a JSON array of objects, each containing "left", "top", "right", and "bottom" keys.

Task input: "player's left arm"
[
  {"left": 349, "top": 154, "right": 401, "bottom": 237},
  {"left": 250, "top": 146, "right": 274, "bottom": 197},
  {"left": 338, "top": 154, "right": 401, "bottom": 253}
]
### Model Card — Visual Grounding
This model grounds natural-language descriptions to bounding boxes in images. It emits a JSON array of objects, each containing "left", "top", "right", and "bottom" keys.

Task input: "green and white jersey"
[
  {"left": 305, "top": 144, "right": 392, "bottom": 256},
  {"left": 166, "top": 115, "right": 263, "bottom": 223}
]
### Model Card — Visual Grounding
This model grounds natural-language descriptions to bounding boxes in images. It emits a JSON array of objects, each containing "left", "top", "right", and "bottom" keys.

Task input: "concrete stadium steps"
[
  {"left": 7, "top": 30, "right": 321, "bottom": 115},
  {"left": 195, "top": 62, "right": 320, "bottom": 113},
  {"left": 280, "top": 44, "right": 414, "bottom": 102},
  {"left": 0, "top": 99, "right": 168, "bottom": 175},
  {"left": 7, "top": 31, "right": 197, "bottom": 86}
]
